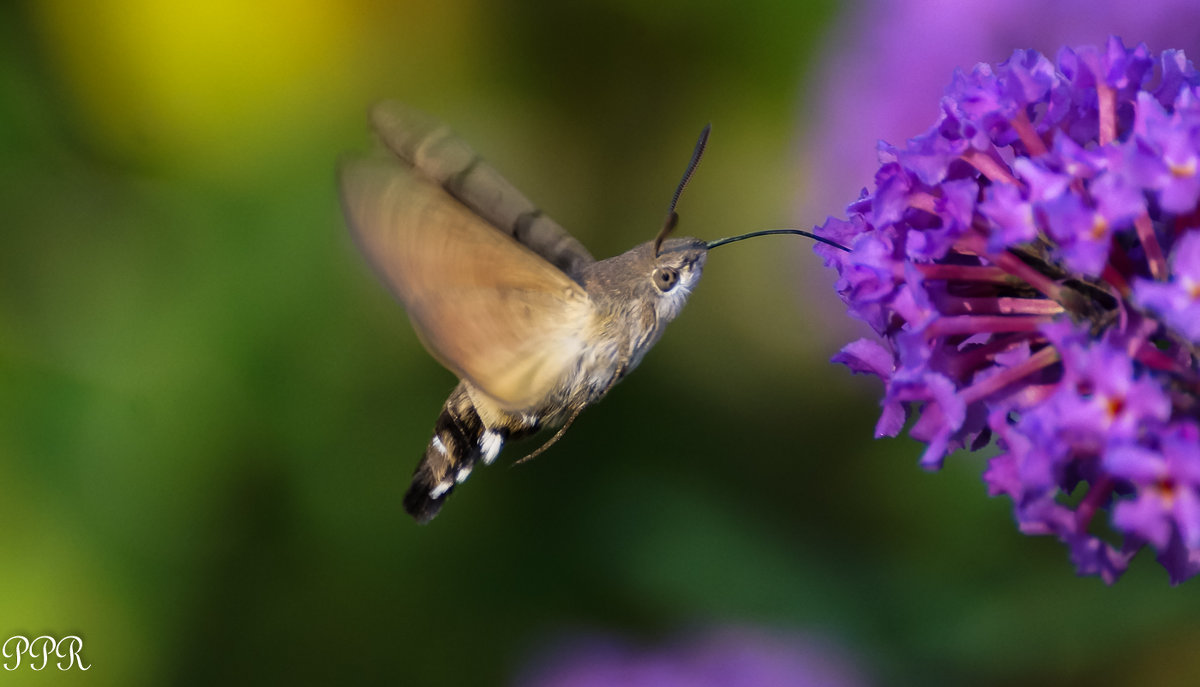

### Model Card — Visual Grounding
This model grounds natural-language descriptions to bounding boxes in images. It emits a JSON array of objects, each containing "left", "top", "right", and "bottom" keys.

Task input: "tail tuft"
[
  {"left": 403, "top": 467, "right": 453, "bottom": 524},
  {"left": 402, "top": 386, "right": 509, "bottom": 523}
]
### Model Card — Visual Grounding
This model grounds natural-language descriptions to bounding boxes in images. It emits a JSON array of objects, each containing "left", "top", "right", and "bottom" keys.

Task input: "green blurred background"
[{"left": 2, "top": 1, "right": 1198, "bottom": 685}]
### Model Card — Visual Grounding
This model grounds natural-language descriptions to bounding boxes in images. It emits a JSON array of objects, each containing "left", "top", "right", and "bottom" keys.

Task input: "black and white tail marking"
[{"left": 402, "top": 384, "right": 515, "bottom": 522}]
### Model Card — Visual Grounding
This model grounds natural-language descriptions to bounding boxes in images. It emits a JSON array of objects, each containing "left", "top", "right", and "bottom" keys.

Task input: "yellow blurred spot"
[
  {"left": 1185, "top": 278, "right": 1200, "bottom": 300},
  {"left": 1170, "top": 157, "right": 1197, "bottom": 178},
  {"left": 1156, "top": 478, "right": 1177, "bottom": 507},
  {"left": 1103, "top": 393, "right": 1124, "bottom": 420},
  {"left": 29, "top": 0, "right": 388, "bottom": 173}
]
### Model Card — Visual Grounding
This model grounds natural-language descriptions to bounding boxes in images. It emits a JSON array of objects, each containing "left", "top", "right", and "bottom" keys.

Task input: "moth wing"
[
  {"left": 367, "top": 101, "right": 596, "bottom": 282},
  {"left": 340, "top": 153, "right": 592, "bottom": 411}
]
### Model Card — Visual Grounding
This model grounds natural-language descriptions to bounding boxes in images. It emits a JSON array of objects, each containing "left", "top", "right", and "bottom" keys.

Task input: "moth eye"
[{"left": 653, "top": 266, "right": 680, "bottom": 292}]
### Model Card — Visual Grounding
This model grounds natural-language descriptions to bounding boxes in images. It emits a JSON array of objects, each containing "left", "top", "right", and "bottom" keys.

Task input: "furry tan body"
[{"left": 340, "top": 103, "right": 707, "bottom": 521}]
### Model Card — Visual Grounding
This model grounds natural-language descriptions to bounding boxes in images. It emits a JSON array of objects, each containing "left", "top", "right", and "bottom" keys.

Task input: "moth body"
[
  {"left": 404, "top": 237, "right": 708, "bottom": 522},
  {"left": 341, "top": 102, "right": 708, "bottom": 522}
]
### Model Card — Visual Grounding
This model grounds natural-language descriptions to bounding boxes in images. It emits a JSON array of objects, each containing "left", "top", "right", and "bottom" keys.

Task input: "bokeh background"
[{"left": 3, "top": 1, "right": 1200, "bottom": 685}]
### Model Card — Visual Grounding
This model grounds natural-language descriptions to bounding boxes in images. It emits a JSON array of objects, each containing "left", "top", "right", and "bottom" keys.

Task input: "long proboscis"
[{"left": 706, "top": 229, "right": 851, "bottom": 252}]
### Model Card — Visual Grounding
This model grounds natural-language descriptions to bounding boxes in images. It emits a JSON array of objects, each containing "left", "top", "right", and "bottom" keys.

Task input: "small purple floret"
[{"left": 1134, "top": 229, "right": 1200, "bottom": 342}]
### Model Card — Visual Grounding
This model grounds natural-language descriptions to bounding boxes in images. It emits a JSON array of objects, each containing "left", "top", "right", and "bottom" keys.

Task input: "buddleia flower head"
[{"left": 816, "top": 37, "right": 1200, "bottom": 584}]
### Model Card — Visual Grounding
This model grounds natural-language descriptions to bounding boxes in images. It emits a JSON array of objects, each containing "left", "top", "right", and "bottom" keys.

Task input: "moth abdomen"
[{"left": 403, "top": 383, "right": 525, "bottom": 523}]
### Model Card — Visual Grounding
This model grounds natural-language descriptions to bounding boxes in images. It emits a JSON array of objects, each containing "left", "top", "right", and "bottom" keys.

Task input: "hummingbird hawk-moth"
[{"left": 339, "top": 102, "right": 842, "bottom": 522}]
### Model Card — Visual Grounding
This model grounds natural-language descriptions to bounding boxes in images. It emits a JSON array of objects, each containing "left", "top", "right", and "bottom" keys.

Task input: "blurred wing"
[
  {"left": 340, "top": 153, "right": 592, "bottom": 411},
  {"left": 367, "top": 101, "right": 596, "bottom": 282}
]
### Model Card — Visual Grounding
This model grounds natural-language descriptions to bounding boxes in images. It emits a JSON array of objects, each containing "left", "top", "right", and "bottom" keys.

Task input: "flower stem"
[
  {"left": 925, "top": 314, "right": 1055, "bottom": 338},
  {"left": 1011, "top": 109, "right": 1048, "bottom": 157},
  {"left": 962, "top": 148, "right": 1020, "bottom": 186},
  {"left": 1101, "top": 262, "right": 1132, "bottom": 298},
  {"left": 1134, "top": 341, "right": 1186, "bottom": 373},
  {"left": 1097, "top": 84, "right": 1117, "bottom": 146},
  {"left": 1008, "top": 382, "right": 1059, "bottom": 407},
  {"left": 961, "top": 344, "right": 1060, "bottom": 404},
  {"left": 937, "top": 296, "right": 1064, "bottom": 316},
  {"left": 950, "top": 334, "right": 1037, "bottom": 376},
  {"left": 908, "top": 191, "right": 938, "bottom": 215},
  {"left": 1134, "top": 212, "right": 1168, "bottom": 280},
  {"left": 990, "top": 249, "right": 1069, "bottom": 303},
  {"left": 915, "top": 263, "right": 1024, "bottom": 285},
  {"left": 1077, "top": 476, "right": 1115, "bottom": 532}
]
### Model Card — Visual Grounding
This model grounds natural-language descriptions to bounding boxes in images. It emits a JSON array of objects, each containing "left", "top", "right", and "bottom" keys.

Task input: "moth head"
[
  {"left": 580, "top": 236, "right": 707, "bottom": 329},
  {"left": 646, "top": 237, "right": 708, "bottom": 322}
]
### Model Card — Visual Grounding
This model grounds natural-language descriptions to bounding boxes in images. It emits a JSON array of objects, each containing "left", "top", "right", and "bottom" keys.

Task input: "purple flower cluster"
[
  {"left": 816, "top": 37, "right": 1200, "bottom": 583},
  {"left": 516, "top": 627, "right": 867, "bottom": 687}
]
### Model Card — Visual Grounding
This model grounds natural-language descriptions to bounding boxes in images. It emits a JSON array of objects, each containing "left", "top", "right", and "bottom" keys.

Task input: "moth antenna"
[
  {"left": 655, "top": 123, "right": 711, "bottom": 257},
  {"left": 706, "top": 228, "right": 851, "bottom": 252}
]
